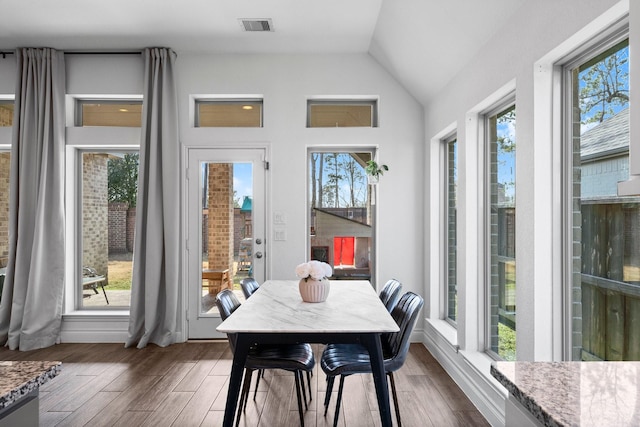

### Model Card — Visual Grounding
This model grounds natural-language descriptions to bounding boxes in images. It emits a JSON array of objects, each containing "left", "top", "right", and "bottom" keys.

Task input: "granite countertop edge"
[
  {"left": 490, "top": 363, "right": 561, "bottom": 427},
  {"left": 0, "top": 362, "right": 62, "bottom": 409}
]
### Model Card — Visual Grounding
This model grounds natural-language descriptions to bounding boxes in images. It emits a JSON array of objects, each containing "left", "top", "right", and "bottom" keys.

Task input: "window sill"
[
  {"left": 426, "top": 318, "right": 458, "bottom": 349},
  {"left": 63, "top": 310, "right": 130, "bottom": 320}
]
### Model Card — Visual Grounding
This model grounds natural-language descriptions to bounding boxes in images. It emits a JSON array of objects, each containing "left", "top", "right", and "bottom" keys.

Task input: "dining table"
[{"left": 216, "top": 279, "right": 400, "bottom": 427}]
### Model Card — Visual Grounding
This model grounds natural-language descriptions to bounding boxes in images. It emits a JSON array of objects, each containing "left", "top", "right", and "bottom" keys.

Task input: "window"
[
  {"left": 308, "top": 150, "right": 375, "bottom": 282},
  {"left": 487, "top": 103, "right": 516, "bottom": 360},
  {"left": 80, "top": 151, "right": 138, "bottom": 309},
  {"left": 565, "top": 36, "right": 636, "bottom": 361},
  {"left": 445, "top": 136, "right": 458, "bottom": 324},
  {"left": 0, "top": 101, "right": 13, "bottom": 127},
  {"left": 76, "top": 100, "right": 142, "bottom": 127},
  {"left": 195, "top": 99, "right": 263, "bottom": 127},
  {"left": 307, "top": 99, "right": 378, "bottom": 128}
]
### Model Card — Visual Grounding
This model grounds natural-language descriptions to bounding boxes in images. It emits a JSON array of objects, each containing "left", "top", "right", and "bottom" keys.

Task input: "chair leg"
[
  {"left": 324, "top": 376, "right": 335, "bottom": 415},
  {"left": 253, "top": 369, "right": 263, "bottom": 401},
  {"left": 333, "top": 375, "right": 345, "bottom": 427},
  {"left": 388, "top": 372, "right": 401, "bottom": 427},
  {"left": 306, "top": 371, "right": 312, "bottom": 401},
  {"left": 294, "top": 369, "right": 305, "bottom": 426},
  {"left": 298, "top": 371, "right": 309, "bottom": 410}
]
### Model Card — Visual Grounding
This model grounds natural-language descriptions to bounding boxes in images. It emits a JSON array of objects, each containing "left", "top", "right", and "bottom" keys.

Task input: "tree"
[
  {"left": 325, "top": 153, "right": 343, "bottom": 208},
  {"left": 108, "top": 153, "right": 139, "bottom": 207},
  {"left": 579, "top": 42, "right": 629, "bottom": 127},
  {"left": 343, "top": 156, "right": 365, "bottom": 207}
]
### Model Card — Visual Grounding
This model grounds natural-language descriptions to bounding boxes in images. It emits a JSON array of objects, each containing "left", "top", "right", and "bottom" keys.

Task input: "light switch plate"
[
  {"left": 274, "top": 227, "right": 287, "bottom": 241},
  {"left": 274, "top": 211, "right": 287, "bottom": 225}
]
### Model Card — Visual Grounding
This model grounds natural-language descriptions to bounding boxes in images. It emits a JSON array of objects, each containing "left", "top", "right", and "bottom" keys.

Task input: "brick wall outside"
[
  {"left": 207, "top": 164, "right": 234, "bottom": 273},
  {"left": 82, "top": 153, "right": 109, "bottom": 276},
  {"left": 127, "top": 207, "right": 136, "bottom": 252},
  {"left": 0, "top": 152, "right": 9, "bottom": 262},
  {"left": 108, "top": 202, "right": 128, "bottom": 253}
]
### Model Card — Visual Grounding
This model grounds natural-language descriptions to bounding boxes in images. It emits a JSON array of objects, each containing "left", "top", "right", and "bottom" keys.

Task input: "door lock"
[{"left": 256, "top": 238, "right": 262, "bottom": 245}]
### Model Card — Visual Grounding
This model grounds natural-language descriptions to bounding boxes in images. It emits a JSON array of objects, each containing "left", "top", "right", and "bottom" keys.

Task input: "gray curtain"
[
  {"left": 0, "top": 48, "right": 66, "bottom": 351},
  {"left": 125, "top": 48, "right": 180, "bottom": 348}
]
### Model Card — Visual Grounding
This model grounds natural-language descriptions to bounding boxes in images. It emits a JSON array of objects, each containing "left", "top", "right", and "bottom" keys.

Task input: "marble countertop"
[
  {"left": 0, "top": 360, "right": 62, "bottom": 409},
  {"left": 492, "top": 361, "right": 640, "bottom": 427},
  {"left": 218, "top": 280, "right": 399, "bottom": 334}
]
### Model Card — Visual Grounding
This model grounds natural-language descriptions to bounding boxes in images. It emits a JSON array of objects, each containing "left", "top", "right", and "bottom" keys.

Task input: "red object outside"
[{"left": 333, "top": 236, "right": 355, "bottom": 266}]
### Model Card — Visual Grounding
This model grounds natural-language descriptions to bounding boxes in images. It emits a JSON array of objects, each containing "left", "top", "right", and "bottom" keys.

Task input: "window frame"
[
  {"left": 74, "top": 98, "right": 143, "bottom": 127},
  {"left": 443, "top": 133, "right": 458, "bottom": 326},
  {"left": 306, "top": 98, "right": 379, "bottom": 128},
  {"left": 0, "top": 98, "right": 14, "bottom": 127},
  {"left": 561, "top": 26, "right": 630, "bottom": 360},
  {"left": 66, "top": 96, "right": 142, "bottom": 314},
  {"left": 483, "top": 97, "right": 516, "bottom": 361},
  {"left": 194, "top": 98, "right": 264, "bottom": 128}
]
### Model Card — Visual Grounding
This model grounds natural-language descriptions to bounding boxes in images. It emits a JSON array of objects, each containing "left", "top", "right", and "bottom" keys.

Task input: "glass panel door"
[{"left": 187, "top": 148, "right": 265, "bottom": 338}]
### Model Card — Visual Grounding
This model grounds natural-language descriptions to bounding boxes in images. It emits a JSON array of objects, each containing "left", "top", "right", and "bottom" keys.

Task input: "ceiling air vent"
[{"left": 239, "top": 19, "right": 273, "bottom": 32}]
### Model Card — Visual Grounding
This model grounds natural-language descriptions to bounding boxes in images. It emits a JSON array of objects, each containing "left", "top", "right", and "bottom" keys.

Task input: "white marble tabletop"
[
  {"left": 217, "top": 280, "right": 399, "bottom": 334},
  {"left": 492, "top": 361, "right": 640, "bottom": 427}
]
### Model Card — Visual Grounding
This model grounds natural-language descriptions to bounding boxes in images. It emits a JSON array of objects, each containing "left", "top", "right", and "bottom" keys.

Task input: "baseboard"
[{"left": 421, "top": 324, "right": 507, "bottom": 427}]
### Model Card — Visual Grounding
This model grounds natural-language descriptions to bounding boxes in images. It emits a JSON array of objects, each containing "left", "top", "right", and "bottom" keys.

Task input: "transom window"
[
  {"left": 0, "top": 101, "right": 13, "bottom": 127},
  {"left": 76, "top": 100, "right": 142, "bottom": 127},
  {"left": 195, "top": 99, "right": 263, "bottom": 127},
  {"left": 307, "top": 99, "right": 378, "bottom": 128}
]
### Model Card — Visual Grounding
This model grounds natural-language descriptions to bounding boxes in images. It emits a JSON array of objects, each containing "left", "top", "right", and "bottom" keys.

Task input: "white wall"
[
  {"left": 422, "top": 0, "right": 629, "bottom": 425},
  {"left": 176, "top": 52, "right": 424, "bottom": 290},
  {"left": 0, "top": 51, "right": 425, "bottom": 337}
]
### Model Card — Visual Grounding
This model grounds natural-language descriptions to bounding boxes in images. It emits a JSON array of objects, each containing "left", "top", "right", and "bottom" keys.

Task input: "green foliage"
[
  {"left": 108, "top": 153, "right": 139, "bottom": 207},
  {"left": 499, "top": 322, "right": 516, "bottom": 361},
  {"left": 579, "top": 43, "right": 629, "bottom": 125},
  {"left": 365, "top": 160, "right": 389, "bottom": 178}
]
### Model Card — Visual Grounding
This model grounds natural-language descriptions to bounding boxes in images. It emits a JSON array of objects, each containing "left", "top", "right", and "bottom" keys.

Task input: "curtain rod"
[{"left": 0, "top": 50, "right": 142, "bottom": 58}]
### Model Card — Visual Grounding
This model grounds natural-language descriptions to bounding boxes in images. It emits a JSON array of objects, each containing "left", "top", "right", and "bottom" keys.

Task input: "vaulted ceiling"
[{"left": 0, "top": 0, "right": 525, "bottom": 104}]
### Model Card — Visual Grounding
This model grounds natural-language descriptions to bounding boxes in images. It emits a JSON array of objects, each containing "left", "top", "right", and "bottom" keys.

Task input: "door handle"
[{"left": 255, "top": 251, "right": 263, "bottom": 259}]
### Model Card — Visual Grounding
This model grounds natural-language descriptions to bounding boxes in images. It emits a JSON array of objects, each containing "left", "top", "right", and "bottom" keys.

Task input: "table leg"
[
  {"left": 361, "top": 333, "right": 392, "bottom": 427},
  {"left": 223, "top": 334, "right": 249, "bottom": 427}
]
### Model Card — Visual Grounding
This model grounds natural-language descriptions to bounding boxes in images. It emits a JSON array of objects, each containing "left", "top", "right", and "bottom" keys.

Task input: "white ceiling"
[{"left": 0, "top": 0, "right": 525, "bottom": 103}]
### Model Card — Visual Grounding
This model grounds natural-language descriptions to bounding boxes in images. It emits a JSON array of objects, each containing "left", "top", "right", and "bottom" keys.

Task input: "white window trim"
[
  {"left": 306, "top": 96, "right": 380, "bottom": 128},
  {"left": 534, "top": 3, "right": 629, "bottom": 361},
  {"left": 483, "top": 98, "right": 516, "bottom": 361},
  {"left": 65, "top": 123, "right": 141, "bottom": 318}
]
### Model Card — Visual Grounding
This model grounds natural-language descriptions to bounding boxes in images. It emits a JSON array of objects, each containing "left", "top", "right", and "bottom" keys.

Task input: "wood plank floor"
[{"left": 0, "top": 342, "right": 489, "bottom": 427}]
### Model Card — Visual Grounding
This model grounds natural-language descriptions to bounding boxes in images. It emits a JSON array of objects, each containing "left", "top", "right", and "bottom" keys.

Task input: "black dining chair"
[
  {"left": 215, "top": 289, "right": 315, "bottom": 427},
  {"left": 240, "top": 277, "right": 260, "bottom": 299},
  {"left": 320, "top": 291, "right": 424, "bottom": 427},
  {"left": 379, "top": 278, "right": 402, "bottom": 312}
]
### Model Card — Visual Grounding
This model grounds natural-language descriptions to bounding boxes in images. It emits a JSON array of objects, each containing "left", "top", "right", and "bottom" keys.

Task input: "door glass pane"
[
  {"left": 200, "top": 162, "right": 253, "bottom": 314},
  {"left": 309, "top": 152, "right": 373, "bottom": 282},
  {"left": 81, "top": 152, "right": 138, "bottom": 308},
  {"left": 489, "top": 105, "right": 516, "bottom": 360},
  {"left": 571, "top": 40, "right": 637, "bottom": 361}
]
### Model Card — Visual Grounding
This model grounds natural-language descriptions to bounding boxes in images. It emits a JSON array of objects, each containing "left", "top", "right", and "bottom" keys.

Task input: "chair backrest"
[
  {"left": 215, "top": 289, "right": 242, "bottom": 351},
  {"left": 384, "top": 292, "right": 424, "bottom": 372},
  {"left": 379, "top": 279, "right": 402, "bottom": 313},
  {"left": 240, "top": 277, "right": 260, "bottom": 299}
]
